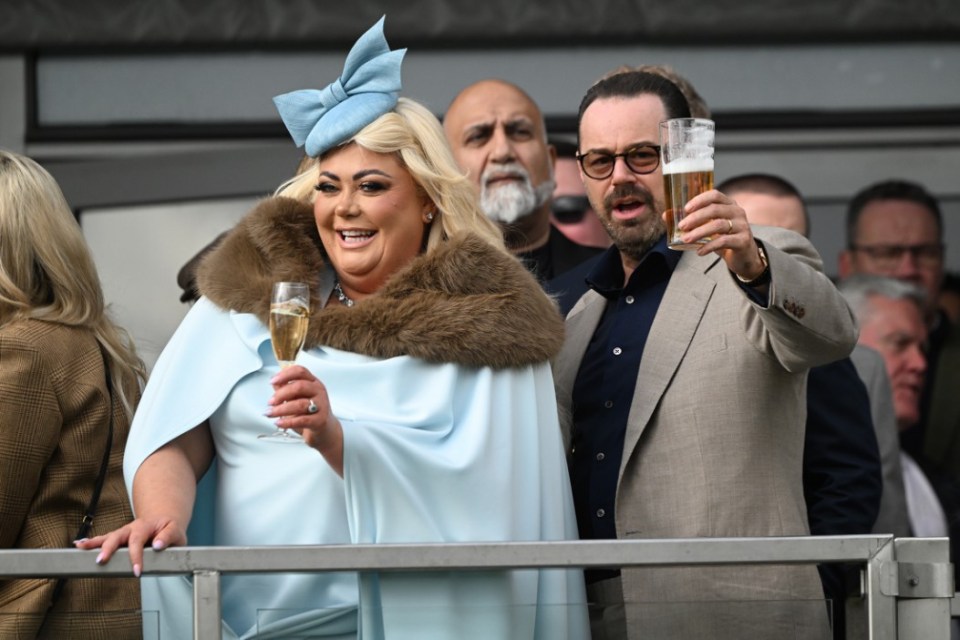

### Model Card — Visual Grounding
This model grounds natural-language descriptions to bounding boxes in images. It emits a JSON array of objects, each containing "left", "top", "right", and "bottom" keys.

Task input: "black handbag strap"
[
  {"left": 39, "top": 344, "right": 115, "bottom": 635},
  {"left": 72, "top": 351, "right": 114, "bottom": 541}
]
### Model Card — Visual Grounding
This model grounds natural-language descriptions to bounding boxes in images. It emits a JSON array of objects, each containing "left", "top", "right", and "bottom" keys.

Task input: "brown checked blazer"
[
  {"left": 0, "top": 319, "right": 141, "bottom": 639},
  {"left": 554, "top": 226, "right": 858, "bottom": 640}
]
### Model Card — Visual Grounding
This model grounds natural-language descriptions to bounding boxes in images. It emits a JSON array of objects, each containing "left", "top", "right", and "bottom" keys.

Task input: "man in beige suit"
[{"left": 554, "top": 70, "right": 858, "bottom": 639}]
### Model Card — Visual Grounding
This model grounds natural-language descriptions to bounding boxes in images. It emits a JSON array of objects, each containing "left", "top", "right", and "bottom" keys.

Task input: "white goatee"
[{"left": 479, "top": 162, "right": 555, "bottom": 224}]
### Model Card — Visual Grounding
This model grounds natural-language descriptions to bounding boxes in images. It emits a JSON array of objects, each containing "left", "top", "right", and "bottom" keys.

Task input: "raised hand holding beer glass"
[
  {"left": 661, "top": 118, "right": 715, "bottom": 250},
  {"left": 260, "top": 281, "right": 310, "bottom": 441}
]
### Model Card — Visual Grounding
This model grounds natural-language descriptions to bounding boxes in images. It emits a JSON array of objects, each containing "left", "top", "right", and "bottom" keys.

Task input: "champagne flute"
[{"left": 259, "top": 281, "right": 310, "bottom": 442}]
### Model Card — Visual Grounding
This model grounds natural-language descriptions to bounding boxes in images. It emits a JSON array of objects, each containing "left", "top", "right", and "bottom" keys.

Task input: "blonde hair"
[
  {"left": 275, "top": 155, "right": 319, "bottom": 202},
  {"left": 0, "top": 150, "right": 146, "bottom": 416},
  {"left": 276, "top": 98, "right": 508, "bottom": 256}
]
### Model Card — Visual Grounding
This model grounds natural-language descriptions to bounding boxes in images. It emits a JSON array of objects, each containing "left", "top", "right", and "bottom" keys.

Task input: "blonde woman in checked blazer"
[{"left": 0, "top": 150, "right": 146, "bottom": 639}]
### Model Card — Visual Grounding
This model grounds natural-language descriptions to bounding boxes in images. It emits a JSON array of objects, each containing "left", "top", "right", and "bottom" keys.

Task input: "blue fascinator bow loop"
[{"left": 273, "top": 16, "right": 406, "bottom": 157}]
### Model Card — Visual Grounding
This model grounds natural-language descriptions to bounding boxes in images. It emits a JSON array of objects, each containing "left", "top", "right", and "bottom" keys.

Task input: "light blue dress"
[{"left": 125, "top": 297, "right": 588, "bottom": 639}]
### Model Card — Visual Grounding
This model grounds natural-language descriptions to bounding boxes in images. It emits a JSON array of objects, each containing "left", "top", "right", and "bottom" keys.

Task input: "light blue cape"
[{"left": 125, "top": 297, "right": 588, "bottom": 639}]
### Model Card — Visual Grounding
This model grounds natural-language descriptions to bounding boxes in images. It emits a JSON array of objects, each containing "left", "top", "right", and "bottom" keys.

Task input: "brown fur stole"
[{"left": 196, "top": 197, "right": 564, "bottom": 369}]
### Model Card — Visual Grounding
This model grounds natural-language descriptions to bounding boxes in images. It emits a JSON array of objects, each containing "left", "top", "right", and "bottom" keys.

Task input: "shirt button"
[
  {"left": 604, "top": 400, "right": 614, "bottom": 409},
  {"left": 597, "top": 508, "right": 606, "bottom": 518},
  {"left": 625, "top": 295, "right": 635, "bottom": 304},
  {"left": 596, "top": 452, "right": 605, "bottom": 461},
  {"left": 612, "top": 347, "right": 622, "bottom": 356}
]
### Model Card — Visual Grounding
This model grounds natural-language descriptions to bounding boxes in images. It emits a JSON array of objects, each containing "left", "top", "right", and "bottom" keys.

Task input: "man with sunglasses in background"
[
  {"left": 443, "top": 79, "right": 602, "bottom": 281},
  {"left": 551, "top": 135, "right": 612, "bottom": 251},
  {"left": 839, "top": 180, "right": 960, "bottom": 483}
]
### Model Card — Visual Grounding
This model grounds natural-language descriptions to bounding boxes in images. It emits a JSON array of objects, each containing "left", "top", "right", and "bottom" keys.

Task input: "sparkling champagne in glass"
[{"left": 260, "top": 281, "right": 310, "bottom": 441}]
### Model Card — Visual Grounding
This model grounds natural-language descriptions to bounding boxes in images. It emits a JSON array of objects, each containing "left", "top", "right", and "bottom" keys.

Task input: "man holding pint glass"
[{"left": 552, "top": 70, "right": 858, "bottom": 639}]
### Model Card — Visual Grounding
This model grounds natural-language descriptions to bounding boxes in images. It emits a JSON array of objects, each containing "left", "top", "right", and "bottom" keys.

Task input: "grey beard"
[
  {"left": 597, "top": 183, "right": 665, "bottom": 261},
  {"left": 481, "top": 178, "right": 556, "bottom": 224}
]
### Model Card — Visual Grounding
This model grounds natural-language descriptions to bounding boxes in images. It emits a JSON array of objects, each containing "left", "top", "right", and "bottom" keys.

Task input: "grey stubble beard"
[{"left": 596, "top": 183, "right": 666, "bottom": 262}]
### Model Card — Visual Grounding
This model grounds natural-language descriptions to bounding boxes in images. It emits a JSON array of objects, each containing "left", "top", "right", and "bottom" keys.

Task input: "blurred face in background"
[
  {"left": 840, "top": 200, "right": 944, "bottom": 318},
  {"left": 551, "top": 156, "right": 612, "bottom": 249},
  {"left": 857, "top": 295, "right": 928, "bottom": 430},
  {"left": 733, "top": 191, "right": 807, "bottom": 237}
]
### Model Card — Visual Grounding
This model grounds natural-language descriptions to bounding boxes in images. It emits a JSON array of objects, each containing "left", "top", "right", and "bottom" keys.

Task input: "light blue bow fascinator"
[{"left": 273, "top": 16, "right": 406, "bottom": 157}]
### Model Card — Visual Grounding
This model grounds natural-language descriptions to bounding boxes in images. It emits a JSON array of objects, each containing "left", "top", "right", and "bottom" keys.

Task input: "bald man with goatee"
[{"left": 444, "top": 79, "right": 601, "bottom": 281}]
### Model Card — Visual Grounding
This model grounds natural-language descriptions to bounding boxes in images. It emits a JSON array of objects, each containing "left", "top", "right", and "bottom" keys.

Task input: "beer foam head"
[{"left": 662, "top": 157, "right": 714, "bottom": 175}]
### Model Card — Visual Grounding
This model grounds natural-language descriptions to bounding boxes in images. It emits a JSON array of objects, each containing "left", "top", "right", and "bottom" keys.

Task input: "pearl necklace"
[{"left": 333, "top": 281, "right": 355, "bottom": 307}]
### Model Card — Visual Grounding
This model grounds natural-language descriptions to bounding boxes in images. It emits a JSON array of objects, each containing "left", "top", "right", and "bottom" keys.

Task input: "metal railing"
[{"left": 0, "top": 535, "right": 953, "bottom": 639}]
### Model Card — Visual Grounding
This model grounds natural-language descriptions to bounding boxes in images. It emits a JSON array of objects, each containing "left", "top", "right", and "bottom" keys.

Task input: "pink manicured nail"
[
  {"left": 133, "top": 563, "right": 141, "bottom": 578},
  {"left": 153, "top": 539, "right": 167, "bottom": 551},
  {"left": 95, "top": 552, "right": 105, "bottom": 564}
]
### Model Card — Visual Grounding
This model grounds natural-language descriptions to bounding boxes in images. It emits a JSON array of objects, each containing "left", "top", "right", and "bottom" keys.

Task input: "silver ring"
[
  {"left": 726, "top": 219, "right": 734, "bottom": 234},
  {"left": 306, "top": 399, "right": 318, "bottom": 414}
]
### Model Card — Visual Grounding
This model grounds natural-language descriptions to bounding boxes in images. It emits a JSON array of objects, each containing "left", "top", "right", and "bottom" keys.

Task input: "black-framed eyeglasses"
[
  {"left": 576, "top": 145, "right": 661, "bottom": 180},
  {"left": 849, "top": 243, "right": 944, "bottom": 268},
  {"left": 551, "top": 195, "right": 591, "bottom": 223}
]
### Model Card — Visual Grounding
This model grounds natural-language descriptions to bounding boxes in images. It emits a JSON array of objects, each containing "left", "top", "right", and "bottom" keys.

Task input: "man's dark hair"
[
  {"left": 718, "top": 172, "right": 811, "bottom": 236},
  {"left": 846, "top": 179, "right": 942, "bottom": 246},
  {"left": 577, "top": 71, "right": 691, "bottom": 146}
]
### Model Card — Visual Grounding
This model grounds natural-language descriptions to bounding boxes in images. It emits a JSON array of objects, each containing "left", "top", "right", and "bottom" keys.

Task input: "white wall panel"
[{"left": 81, "top": 197, "right": 254, "bottom": 370}]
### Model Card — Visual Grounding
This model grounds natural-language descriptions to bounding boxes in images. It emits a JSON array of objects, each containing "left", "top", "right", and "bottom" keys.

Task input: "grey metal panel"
[
  {"left": 42, "top": 142, "right": 302, "bottom": 209},
  {"left": 29, "top": 44, "right": 960, "bottom": 129},
  {"left": 0, "top": 56, "right": 25, "bottom": 152}
]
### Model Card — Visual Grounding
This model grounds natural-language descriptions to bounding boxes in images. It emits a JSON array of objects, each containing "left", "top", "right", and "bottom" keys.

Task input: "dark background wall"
[{"left": 2, "top": 0, "right": 959, "bottom": 49}]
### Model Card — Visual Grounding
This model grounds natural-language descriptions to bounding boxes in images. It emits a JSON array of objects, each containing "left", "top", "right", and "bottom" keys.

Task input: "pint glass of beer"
[{"left": 660, "top": 118, "right": 715, "bottom": 250}]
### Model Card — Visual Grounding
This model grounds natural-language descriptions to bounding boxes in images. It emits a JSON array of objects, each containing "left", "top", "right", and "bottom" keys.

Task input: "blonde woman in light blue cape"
[{"left": 80, "top": 17, "right": 588, "bottom": 640}]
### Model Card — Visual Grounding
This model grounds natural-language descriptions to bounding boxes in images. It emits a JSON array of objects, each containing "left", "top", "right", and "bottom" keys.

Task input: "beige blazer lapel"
[
  {"left": 618, "top": 253, "right": 719, "bottom": 479},
  {"left": 554, "top": 290, "right": 607, "bottom": 448}
]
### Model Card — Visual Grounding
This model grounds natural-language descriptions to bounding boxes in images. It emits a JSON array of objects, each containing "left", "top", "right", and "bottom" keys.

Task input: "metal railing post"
[
  {"left": 894, "top": 537, "right": 953, "bottom": 640},
  {"left": 193, "top": 569, "right": 222, "bottom": 638},
  {"left": 847, "top": 536, "right": 897, "bottom": 640}
]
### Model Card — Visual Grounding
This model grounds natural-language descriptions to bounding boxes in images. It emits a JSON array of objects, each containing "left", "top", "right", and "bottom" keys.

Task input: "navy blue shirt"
[{"left": 569, "top": 237, "right": 682, "bottom": 542}]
